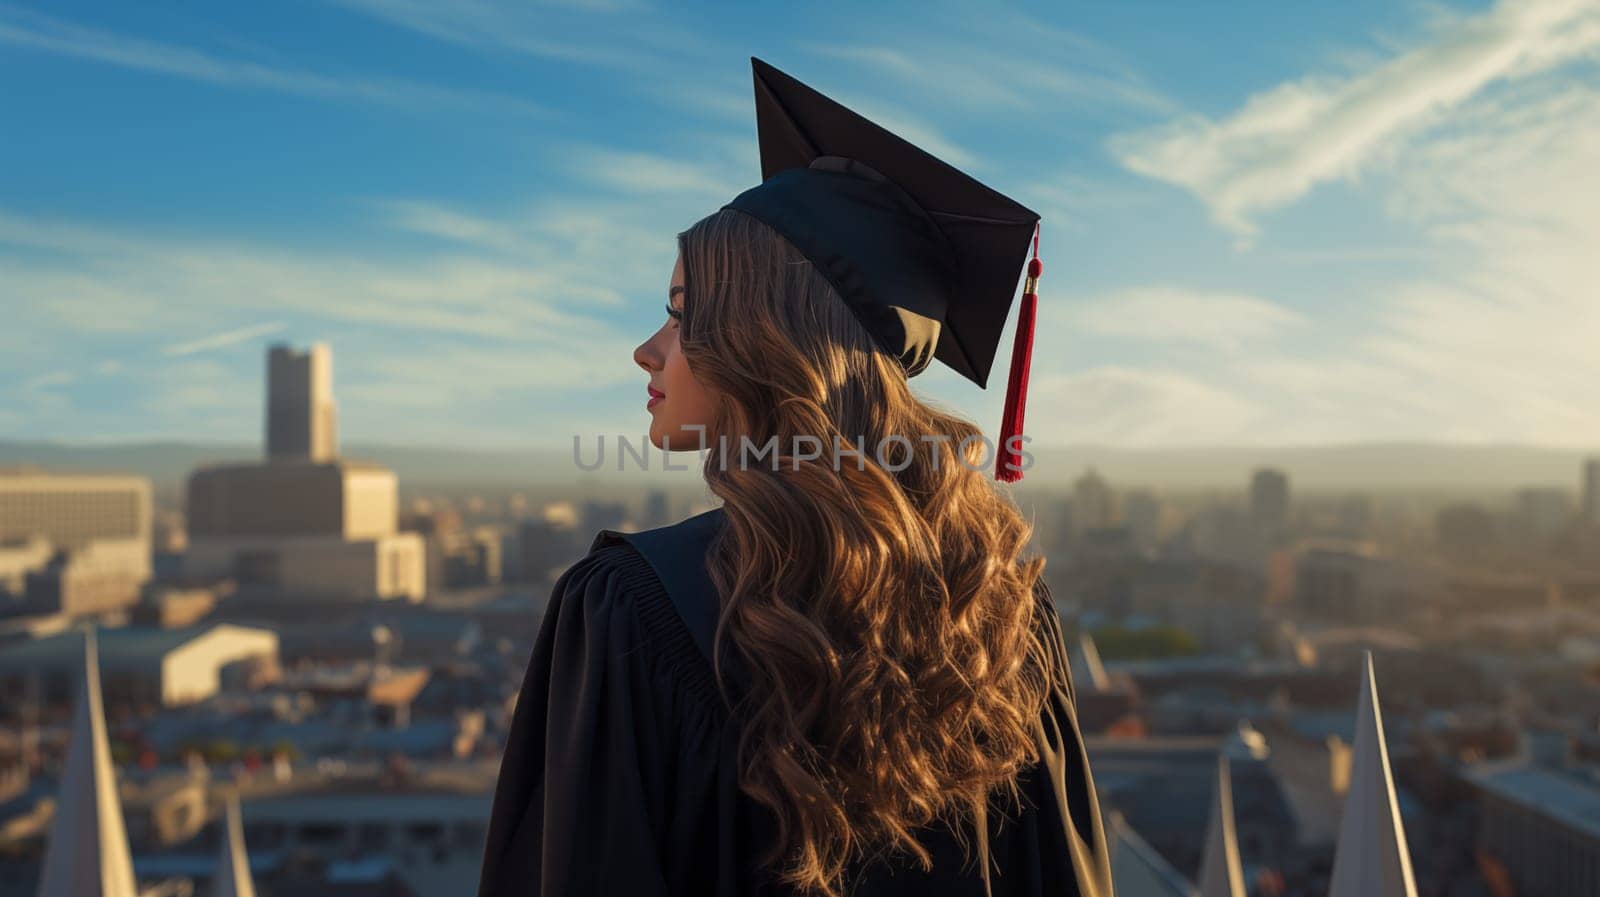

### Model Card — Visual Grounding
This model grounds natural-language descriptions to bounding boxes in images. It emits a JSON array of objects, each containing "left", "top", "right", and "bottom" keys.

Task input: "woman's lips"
[{"left": 647, "top": 385, "right": 665, "bottom": 410}]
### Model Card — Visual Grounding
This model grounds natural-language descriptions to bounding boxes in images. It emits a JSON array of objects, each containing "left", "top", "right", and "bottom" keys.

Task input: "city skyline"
[{"left": 4, "top": 0, "right": 1599, "bottom": 449}]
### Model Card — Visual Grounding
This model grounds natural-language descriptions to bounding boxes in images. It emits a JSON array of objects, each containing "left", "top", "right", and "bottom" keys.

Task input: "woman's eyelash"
[{"left": 665, "top": 303, "right": 683, "bottom": 321}]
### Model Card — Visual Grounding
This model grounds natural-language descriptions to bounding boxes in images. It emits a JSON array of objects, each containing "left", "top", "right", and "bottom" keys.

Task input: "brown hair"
[{"left": 675, "top": 208, "right": 1052, "bottom": 895}]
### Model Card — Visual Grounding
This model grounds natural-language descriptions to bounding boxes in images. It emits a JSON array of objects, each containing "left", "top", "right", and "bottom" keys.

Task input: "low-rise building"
[{"left": 0, "top": 623, "right": 279, "bottom": 709}]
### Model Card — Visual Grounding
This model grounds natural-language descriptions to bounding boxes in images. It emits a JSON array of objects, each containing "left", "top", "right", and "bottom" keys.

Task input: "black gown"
[{"left": 476, "top": 508, "right": 1113, "bottom": 897}]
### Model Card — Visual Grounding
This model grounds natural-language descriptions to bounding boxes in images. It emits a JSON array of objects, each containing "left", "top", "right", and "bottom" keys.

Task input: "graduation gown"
[{"left": 476, "top": 508, "right": 1113, "bottom": 897}]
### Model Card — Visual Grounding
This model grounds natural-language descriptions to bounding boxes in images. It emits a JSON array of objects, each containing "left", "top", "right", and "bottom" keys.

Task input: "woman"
[{"left": 476, "top": 59, "right": 1113, "bottom": 897}]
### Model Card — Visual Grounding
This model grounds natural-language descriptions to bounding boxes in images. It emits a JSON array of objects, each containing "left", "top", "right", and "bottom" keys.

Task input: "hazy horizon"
[{"left": 6, "top": 437, "right": 1596, "bottom": 495}]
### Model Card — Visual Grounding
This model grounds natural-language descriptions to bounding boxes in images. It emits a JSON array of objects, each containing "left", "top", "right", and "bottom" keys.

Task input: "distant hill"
[{"left": 3, "top": 439, "right": 1593, "bottom": 497}]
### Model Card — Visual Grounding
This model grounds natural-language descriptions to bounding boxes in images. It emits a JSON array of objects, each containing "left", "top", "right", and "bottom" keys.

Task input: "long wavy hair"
[{"left": 675, "top": 208, "right": 1052, "bottom": 896}]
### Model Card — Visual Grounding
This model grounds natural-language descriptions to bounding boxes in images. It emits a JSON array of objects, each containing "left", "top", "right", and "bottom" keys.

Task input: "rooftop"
[
  {"left": 1466, "top": 761, "right": 1600, "bottom": 841},
  {"left": 0, "top": 623, "right": 273, "bottom": 667}
]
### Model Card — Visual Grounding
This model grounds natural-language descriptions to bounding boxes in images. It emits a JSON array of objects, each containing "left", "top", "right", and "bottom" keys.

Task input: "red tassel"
[{"left": 995, "top": 225, "right": 1041, "bottom": 482}]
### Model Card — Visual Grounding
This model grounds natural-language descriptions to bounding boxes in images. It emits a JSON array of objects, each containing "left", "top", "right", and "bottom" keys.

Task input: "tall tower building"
[
  {"left": 1584, "top": 457, "right": 1600, "bottom": 525},
  {"left": 1250, "top": 467, "right": 1290, "bottom": 532},
  {"left": 185, "top": 343, "right": 424, "bottom": 602},
  {"left": 266, "top": 343, "right": 337, "bottom": 463}
]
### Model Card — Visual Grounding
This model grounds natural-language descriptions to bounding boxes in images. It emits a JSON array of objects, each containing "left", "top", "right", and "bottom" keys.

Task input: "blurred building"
[
  {"left": 1466, "top": 760, "right": 1600, "bottom": 897},
  {"left": 132, "top": 583, "right": 226, "bottom": 628},
  {"left": 1513, "top": 487, "right": 1572, "bottom": 545},
  {"left": 643, "top": 490, "right": 672, "bottom": 529},
  {"left": 151, "top": 507, "right": 188, "bottom": 583},
  {"left": 401, "top": 507, "right": 462, "bottom": 595},
  {"left": 1073, "top": 468, "right": 1118, "bottom": 532},
  {"left": 223, "top": 778, "right": 492, "bottom": 892},
  {"left": 184, "top": 344, "right": 425, "bottom": 603},
  {"left": 1174, "top": 504, "right": 1266, "bottom": 571},
  {"left": 267, "top": 342, "right": 337, "bottom": 463},
  {"left": 0, "top": 622, "right": 278, "bottom": 710},
  {"left": 0, "top": 536, "right": 54, "bottom": 596},
  {"left": 1293, "top": 539, "right": 1430, "bottom": 626},
  {"left": 0, "top": 470, "right": 153, "bottom": 617},
  {"left": 1435, "top": 502, "right": 1498, "bottom": 559},
  {"left": 516, "top": 516, "right": 583, "bottom": 588},
  {"left": 152, "top": 508, "right": 187, "bottom": 553},
  {"left": 1444, "top": 574, "right": 1560, "bottom": 615},
  {"left": 24, "top": 539, "right": 155, "bottom": 618},
  {"left": 1118, "top": 489, "right": 1165, "bottom": 553},
  {"left": 443, "top": 527, "right": 502, "bottom": 588},
  {"left": 580, "top": 499, "right": 630, "bottom": 535},
  {"left": 1250, "top": 467, "right": 1290, "bottom": 533},
  {"left": 401, "top": 510, "right": 501, "bottom": 592}
]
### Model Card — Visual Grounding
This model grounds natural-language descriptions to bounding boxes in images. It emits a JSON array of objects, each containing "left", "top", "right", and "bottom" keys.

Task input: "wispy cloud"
[
  {"left": 21, "top": 371, "right": 76, "bottom": 391},
  {"left": 327, "top": 0, "right": 700, "bottom": 72},
  {"left": 558, "top": 146, "right": 747, "bottom": 199},
  {"left": 804, "top": 40, "right": 1174, "bottom": 117},
  {"left": 1081, "top": 80, "right": 1600, "bottom": 447},
  {"left": 163, "top": 322, "right": 288, "bottom": 357},
  {"left": 0, "top": 187, "right": 681, "bottom": 443},
  {"left": 0, "top": 203, "right": 655, "bottom": 339},
  {"left": 1025, "top": 367, "right": 1264, "bottom": 445},
  {"left": 1354, "top": 83, "right": 1600, "bottom": 444},
  {"left": 0, "top": 5, "right": 545, "bottom": 115},
  {"left": 1067, "top": 287, "right": 1305, "bottom": 350},
  {"left": 1110, "top": 0, "right": 1600, "bottom": 235}
]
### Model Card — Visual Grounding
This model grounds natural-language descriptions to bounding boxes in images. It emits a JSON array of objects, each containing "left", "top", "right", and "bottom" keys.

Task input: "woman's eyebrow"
[{"left": 668, "top": 285, "right": 685, "bottom": 299}]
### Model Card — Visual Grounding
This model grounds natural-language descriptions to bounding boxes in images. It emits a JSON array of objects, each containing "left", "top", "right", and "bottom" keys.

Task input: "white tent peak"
[
  {"left": 1327, "top": 651, "right": 1418, "bottom": 897},
  {"left": 1198, "top": 754, "right": 1247, "bottom": 897},
  {"left": 35, "top": 624, "right": 139, "bottom": 897}
]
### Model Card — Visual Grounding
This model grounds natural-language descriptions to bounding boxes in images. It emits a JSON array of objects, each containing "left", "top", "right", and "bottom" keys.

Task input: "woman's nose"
[{"left": 633, "top": 336, "right": 659, "bottom": 372}]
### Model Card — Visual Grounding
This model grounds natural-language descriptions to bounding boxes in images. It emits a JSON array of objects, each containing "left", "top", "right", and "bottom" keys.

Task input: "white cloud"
[
  {"left": 1067, "top": 287, "right": 1305, "bottom": 350},
  {"left": 1147, "top": 82, "right": 1600, "bottom": 447},
  {"left": 0, "top": 6, "right": 544, "bottom": 115},
  {"left": 1355, "top": 84, "right": 1600, "bottom": 445},
  {"left": 558, "top": 147, "right": 746, "bottom": 199},
  {"left": 1022, "top": 367, "right": 1264, "bottom": 445},
  {"left": 163, "top": 322, "right": 288, "bottom": 357},
  {"left": 1110, "top": 0, "right": 1600, "bottom": 235}
]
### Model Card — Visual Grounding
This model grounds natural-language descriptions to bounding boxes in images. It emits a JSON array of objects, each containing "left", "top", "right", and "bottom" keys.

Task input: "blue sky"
[{"left": 3, "top": 0, "right": 1597, "bottom": 449}]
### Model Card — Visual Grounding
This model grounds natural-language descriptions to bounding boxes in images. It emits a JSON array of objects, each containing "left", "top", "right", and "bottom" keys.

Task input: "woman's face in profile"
[{"left": 633, "top": 253, "right": 718, "bottom": 451}]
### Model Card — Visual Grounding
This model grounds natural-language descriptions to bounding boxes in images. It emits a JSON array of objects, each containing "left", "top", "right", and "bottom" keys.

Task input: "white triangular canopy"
[
  {"left": 211, "top": 793, "right": 256, "bottom": 897},
  {"left": 1327, "top": 652, "right": 1418, "bottom": 897},
  {"left": 35, "top": 626, "right": 139, "bottom": 897},
  {"left": 1197, "top": 754, "right": 1246, "bottom": 897}
]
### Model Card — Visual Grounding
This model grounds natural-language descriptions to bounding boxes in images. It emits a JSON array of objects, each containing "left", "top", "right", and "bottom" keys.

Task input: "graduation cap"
[{"left": 720, "top": 57, "right": 1045, "bottom": 481}]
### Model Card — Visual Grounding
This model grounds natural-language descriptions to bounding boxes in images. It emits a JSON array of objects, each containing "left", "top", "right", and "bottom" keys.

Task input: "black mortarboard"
[{"left": 720, "top": 57, "right": 1045, "bottom": 480}]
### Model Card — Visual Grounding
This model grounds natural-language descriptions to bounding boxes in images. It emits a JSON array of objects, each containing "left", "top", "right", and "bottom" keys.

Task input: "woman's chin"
[{"left": 650, "top": 424, "right": 709, "bottom": 453}]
